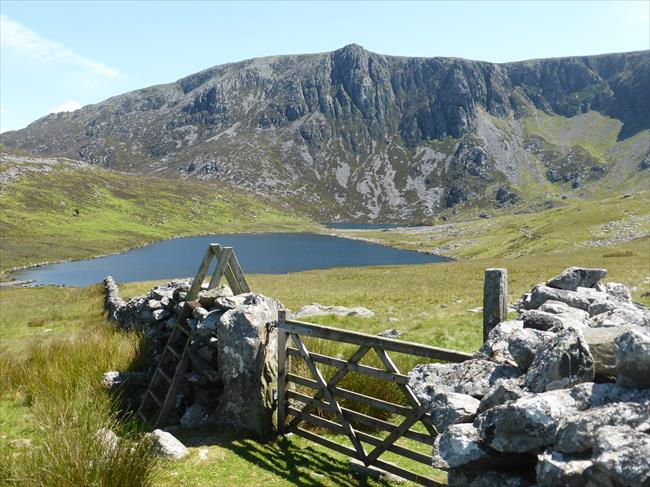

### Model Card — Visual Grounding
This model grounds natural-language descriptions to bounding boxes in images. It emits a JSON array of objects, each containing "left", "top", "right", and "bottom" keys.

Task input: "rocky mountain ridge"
[{"left": 2, "top": 45, "right": 649, "bottom": 221}]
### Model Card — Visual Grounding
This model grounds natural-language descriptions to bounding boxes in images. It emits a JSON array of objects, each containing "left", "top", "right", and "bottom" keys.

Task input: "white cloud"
[
  {"left": 50, "top": 99, "right": 83, "bottom": 113},
  {"left": 0, "top": 15, "right": 119, "bottom": 78}
]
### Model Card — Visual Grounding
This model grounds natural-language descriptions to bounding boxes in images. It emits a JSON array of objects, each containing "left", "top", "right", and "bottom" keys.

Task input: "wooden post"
[
  {"left": 276, "top": 310, "right": 289, "bottom": 434},
  {"left": 483, "top": 268, "right": 508, "bottom": 342}
]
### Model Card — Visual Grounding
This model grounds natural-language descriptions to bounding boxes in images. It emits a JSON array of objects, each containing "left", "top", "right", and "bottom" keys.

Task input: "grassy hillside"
[
  {"left": 330, "top": 191, "right": 650, "bottom": 261},
  {"left": 0, "top": 150, "right": 316, "bottom": 273}
]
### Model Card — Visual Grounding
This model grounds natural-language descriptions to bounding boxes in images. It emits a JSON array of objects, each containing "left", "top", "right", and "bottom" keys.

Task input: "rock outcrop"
[{"left": 410, "top": 267, "right": 650, "bottom": 486}]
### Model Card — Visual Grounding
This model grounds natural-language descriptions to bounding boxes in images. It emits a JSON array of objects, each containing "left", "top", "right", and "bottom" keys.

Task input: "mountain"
[{"left": 2, "top": 45, "right": 649, "bottom": 221}]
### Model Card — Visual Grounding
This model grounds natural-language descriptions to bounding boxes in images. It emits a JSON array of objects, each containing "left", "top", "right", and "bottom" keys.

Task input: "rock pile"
[
  {"left": 409, "top": 267, "right": 650, "bottom": 487},
  {"left": 103, "top": 276, "right": 281, "bottom": 438}
]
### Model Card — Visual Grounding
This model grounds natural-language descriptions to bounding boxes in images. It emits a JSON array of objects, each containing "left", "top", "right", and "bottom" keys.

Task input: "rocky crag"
[
  {"left": 3, "top": 46, "right": 649, "bottom": 221},
  {"left": 409, "top": 267, "right": 650, "bottom": 486}
]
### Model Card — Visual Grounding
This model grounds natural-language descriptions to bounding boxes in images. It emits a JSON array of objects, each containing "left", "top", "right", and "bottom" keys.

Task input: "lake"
[{"left": 13, "top": 233, "right": 450, "bottom": 287}]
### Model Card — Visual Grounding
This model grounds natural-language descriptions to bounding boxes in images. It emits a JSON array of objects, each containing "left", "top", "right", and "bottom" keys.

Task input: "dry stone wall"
[
  {"left": 103, "top": 276, "right": 281, "bottom": 439},
  {"left": 409, "top": 267, "right": 650, "bottom": 487}
]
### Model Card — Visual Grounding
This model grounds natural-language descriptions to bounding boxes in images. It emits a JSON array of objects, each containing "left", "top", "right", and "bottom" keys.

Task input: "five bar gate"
[{"left": 276, "top": 311, "right": 473, "bottom": 486}]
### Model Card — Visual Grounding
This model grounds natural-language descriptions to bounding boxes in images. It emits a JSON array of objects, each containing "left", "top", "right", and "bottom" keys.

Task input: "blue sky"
[{"left": 1, "top": 0, "right": 649, "bottom": 132}]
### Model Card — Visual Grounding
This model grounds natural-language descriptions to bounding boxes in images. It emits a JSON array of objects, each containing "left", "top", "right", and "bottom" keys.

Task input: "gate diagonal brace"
[
  {"left": 374, "top": 347, "right": 438, "bottom": 437},
  {"left": 285, "top": 343, "right": 370, "bottom": 433},
  {"left": 290, "top": 334, "right": 367, "bottom": 462}
]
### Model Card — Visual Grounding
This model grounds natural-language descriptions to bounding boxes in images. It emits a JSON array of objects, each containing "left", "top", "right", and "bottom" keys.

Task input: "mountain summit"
[{"left": 2, "top": 46, "right": 648, "bottom": 220}]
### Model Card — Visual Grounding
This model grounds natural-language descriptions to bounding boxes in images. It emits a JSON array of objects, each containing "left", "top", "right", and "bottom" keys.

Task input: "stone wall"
[
  {"left": 409, "top": 267, "right": 650, "bottom": 486},
  {"left": 102, "top": 276, "right": 281, "bottom": 439}
]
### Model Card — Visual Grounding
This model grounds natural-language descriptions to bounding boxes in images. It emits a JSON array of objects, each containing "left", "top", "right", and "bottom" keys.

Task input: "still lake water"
[{"left": 14, "top": 233, "right": 449, "bottom": 287}]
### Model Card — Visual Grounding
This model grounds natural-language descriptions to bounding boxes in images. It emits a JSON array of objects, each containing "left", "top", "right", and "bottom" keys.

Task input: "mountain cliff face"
[{"left": 2, "top": 45, "right": 649, "bottom": 221}]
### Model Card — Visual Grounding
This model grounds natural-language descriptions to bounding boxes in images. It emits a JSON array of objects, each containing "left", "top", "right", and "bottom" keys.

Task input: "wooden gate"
[{"left": 276, "top": 311, "right": 472, "bottom": 486}]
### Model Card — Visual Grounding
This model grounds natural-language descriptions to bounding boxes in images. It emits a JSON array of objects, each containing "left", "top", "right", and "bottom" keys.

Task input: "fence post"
[
  {"left": 483, "top": 268, "right": 508, "bottom": 342},
  {"left": 277, "top": 309, "right": 289, "bottom": 435}
]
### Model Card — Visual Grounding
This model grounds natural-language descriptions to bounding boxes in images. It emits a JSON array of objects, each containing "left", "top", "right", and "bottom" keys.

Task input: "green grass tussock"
[{"left": 1, "top": 315, "right": 159, "bottom": 487}]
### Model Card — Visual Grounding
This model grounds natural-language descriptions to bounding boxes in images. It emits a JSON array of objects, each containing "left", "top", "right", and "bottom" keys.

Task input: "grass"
[
  {"left": 523, "top": 110, "right": 622, "bottom": 160},
  {"left": 0, "top": 151, "right": 317, "bottom": 273},
  {"left": 329, "top": 191, "right": 650, "bottom": 261},
  {"left": 0, "top": 286, "right": 159, "bottom": 486}
]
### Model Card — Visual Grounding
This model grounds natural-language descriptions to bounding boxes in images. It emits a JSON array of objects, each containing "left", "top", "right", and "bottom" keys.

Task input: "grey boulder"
[
  {"left": 432, "top": 423, "right": 493, "bottom": 469},
  {"left": 586, "top": 425, "right": 650, "bottom": 487},
  {"left": 180, "top": 403, "right": 209, "bottom": 429},
  {"left": 475, "top": 387, "right": 581, "bottom": 452},
  {"left": 582, "top": 326, "right": 632, "bottom": 377},
  {"left": 409, "top": 359, "right": 521, "bottom": 400},
  {"left": 615, "top": 327, "right": 650, "bottom": 388},
  {"left": 524, "top": 329, "right": 594, "bottom": 393},
  {"left": 508, "top": 328, "right": 554, "bottom": 370},
  {"left": 426, "top": 392, "right": 480, "bottom": 432},
  {"left": 536, "top": 450, "right": 593, "bottom": 487},
  {"left": 520, "top": 310, "right": 563, "bottom": 331},
  {"left": 447, "top": 468, "right": 532, "bottom": 487},
  {"left": 147, "top": 429, "right": 188, "bottom": 459},
  {"left": 529, "top": 285, "right": 591, "bottom": 311},
  {"left": 546, "top": 267, "right": 607, "bottom": 291},
  {"left": 606, "top": 282, "right": 632, "bottom": 302},
  {"left": 216, "top": 293, "right": 279, "bottom": 438},
  {"left": 555, "top": 402, "right": 650, "bottom": 454},
  {"left": 198, "top": 284, "right": 233, "bottom": 307},
  {"left": 477, "top": 320, "right": 523, "bottom": 364},
  {"left": 477, "top": 379, "right": 529, "bottom": 413}
]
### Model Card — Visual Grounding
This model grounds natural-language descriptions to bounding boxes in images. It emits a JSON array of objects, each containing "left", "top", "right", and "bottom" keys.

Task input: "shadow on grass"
[{"left": 181, "top": 430, "right": 394, "bottom": 486}]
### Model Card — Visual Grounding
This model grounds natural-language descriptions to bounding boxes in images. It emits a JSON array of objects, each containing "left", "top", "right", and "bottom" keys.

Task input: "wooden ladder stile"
[{"left": 136, "top": 244, "right": 250, "bottom": 427}]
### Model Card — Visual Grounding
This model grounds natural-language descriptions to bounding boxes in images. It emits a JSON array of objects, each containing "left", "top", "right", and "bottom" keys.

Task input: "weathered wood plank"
[
  {"left": 374, "top": 347, "right": 438, "bottom": 437},
  {"left": 286, "top": 407, "right": 431, "bottom": 466},
  {"left": 483, "top": 268, "right": 508, "bottom": 342},
  {"left": 277, "top": 311, "right": 290, "bottom": 434},
  {"left": 364, "top": 404, "right": 428, "bottom": 465},
  {"left": 208, "top": 246, "right": 233, "bottom": 289},
  {"left": 186, "top": 247, "right": 215, "bottom": 300},
  {"left": 372, "top": 458, "right": 443, "bottom": 487},
  {"left": 154, "top": 345, "right": 190, "bottom": 427},
  {"left": 286, "top": 347, "right": 410, "bottom": 384},
  {"left": 227, "top": 251, "right": 251, "bottom": 293},
  {"left": 286, "top": 373, "right": 414, "bottom": 416},
  {"left": 223, "top": 261, "right": 243, "bottom": 295},
  {"left": 295, "top": 424, "right": 440, "bottom": 486},
  {"left": 285, "top": 389, "right": 433, "bottom": 445},
  {"left": 292, "top": 427, "right": 358, "bottom": 459},
  {"left": 280, "top": 319, "right": 472, "bottom": 362}
]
